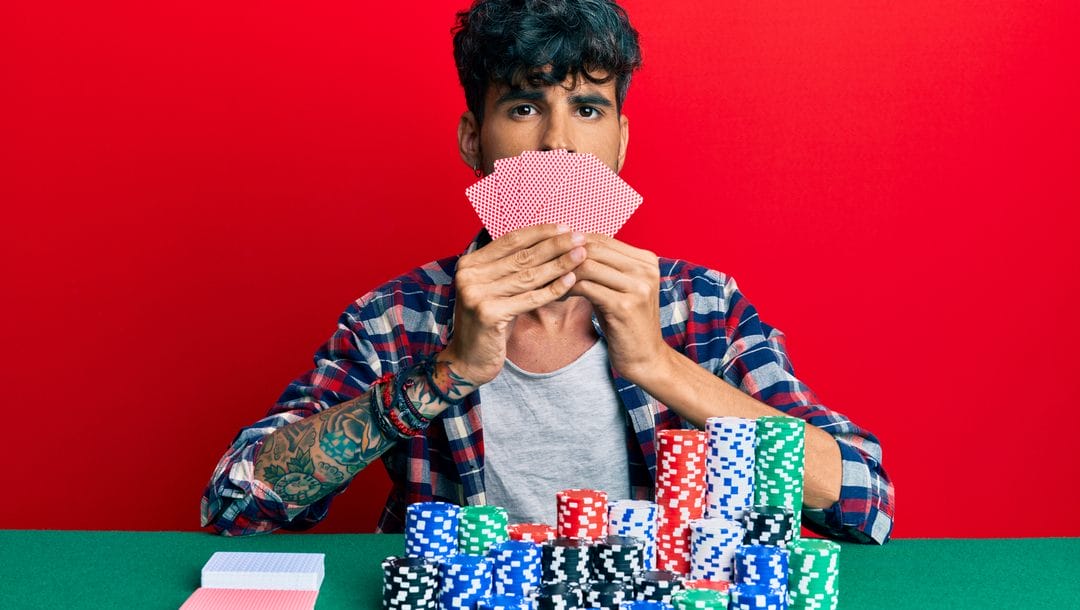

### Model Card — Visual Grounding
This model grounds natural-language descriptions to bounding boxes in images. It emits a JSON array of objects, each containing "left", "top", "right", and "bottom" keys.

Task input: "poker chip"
[
  {"left": 788, "top": 539, "right": 839, "bottom": 610},
  {"left": 489, "top": 540, "right": 542, "bottom": 597},
  {"left": 688, "top": 518, "right": 743, "bottom": 582},
  {"left": 556, "top": 489, "right": 608, "bottom": 539},
  {"left": 742, "top": 505, "right": 796, "bottom": 548},
  {"left": 439, "top": 553, "right": 493, "bottom": 610},
  {"left": 381, "top": 556, "right": 439, "bottom": 610},
  {"left": 681, "top": 580, "right": 730, "bottom": 593},
  {"left": 584, "top": 581, "right": 634, "bottom": 610},
  {"left": 459, "top": 505, "right": 509, "bottom": 556},
  {"left": 534, "top": 582, "right": 584, "bottom": 610},
  {"left": 607, "top": 500, "right": 658, "bottom": 571},
  {"left": 475, "top": 594, "right": 533, "bottom": 610},
  {"left": 508, "top": 523, "right": 558, "bottom": 543},
  {"left": 405, "top": 501, "right": 460, "bottom": 561},
  {"left": 704, "top": 417, "right": 756, "bottom": 523},
  {"left": 729, "top": 583, "right": 786, "bottom": 610},
  {"left": 620, "top": 602, "right": 674, "bottom": 610},
  {"left": 589, "top": 535, "right": 644, "bottom": 583},
  {"left": 733, "top": 544, "right": 789, "bottom": 594},
  {"left": 754, "top": 416, "right": 805, "bottom": 537},
  {"left": 634, "top": 570, "right": 684, "bottom": 603},
  {"left": 541, "top": 537, "right": 591, "bottom": 584},
  {"left": 655, "top": 430, "right": 708, "bottom": 574},
  {"left": 670, "top": 588, "right": 728, "bottom": 610}
]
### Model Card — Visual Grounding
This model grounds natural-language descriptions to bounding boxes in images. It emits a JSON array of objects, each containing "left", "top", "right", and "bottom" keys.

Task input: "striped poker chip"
[
  {"left": 788, "top": 539, "right": 839, "bottom": 610},
  {"left": 729, "top": 583, "right": 786, "bottom": 610},
  {"left": 681, "top": 579, "right": 730, "bottom": 593},
  {"left": 534, "top": 582, "right": 584, "bottom": 610},
  {"left": 670, "top": 588, "right": 728, "bottom": 610},
  {"left": 584, "top": 580, "right": 634, "bottom": 610},
  {"left": 440, "top": 553, "right": 493, "bottom": 610},
  {"left": 382, "top": 556, "right": 439, "bottom": 610},
  {"left": 541, "top": 537, "right": 591, "bottom": 584},
  {"left": 742, "top": 506, "right": 796, "bottom": 548},
  {"left": 655, "top": 430, "right": 708, "bottom": 574},
  {"left": 704, "top": 417, "right": 756, "bottom": 523},
  {"left": 634, "top": 570, "right": 684, "bottom": 603},
  {"left": 489, "top": 540, "right": 542, "bottom": 597},
  {"left": 608, "top": 500, "right": 658, "bottom": 571},
  {"left": 476, "top": 593, "right": 534, "bottom": 610},
  {"left": 556, "top": 489, "right": 608, "bottom": 539},
  {"left": 589, "top": 535, "right": 645, "bottom": 583},
  {"left": 754, "top": 416, "right": 806, "bottom": 537},
  {"left": 733, "top": 544, "right": 789, "bottom": 594},
  {"left": 459, "top": 505, "right": 509, "bottom": 556},
  {"left": 689, "top": 518, "right": 743, "bottom": 582},
  {"left": 620, "top": 601, "right": 674, "bottom": 610},
  {"left": 508, "top": 523, "right": 557, "bottom": 543},
  {"left": 406, "top": 501, "right": 460, "bottom": 561}
]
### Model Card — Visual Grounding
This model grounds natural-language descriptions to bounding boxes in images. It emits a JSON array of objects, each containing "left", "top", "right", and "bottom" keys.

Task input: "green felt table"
[{"left": 0, "top": 531, "right": 1076, "bottom": 609}]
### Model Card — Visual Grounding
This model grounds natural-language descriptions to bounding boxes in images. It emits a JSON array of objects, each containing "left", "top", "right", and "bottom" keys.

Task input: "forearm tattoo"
[{"left": 256, "top": 391, "right": 392, "bottom": 506}]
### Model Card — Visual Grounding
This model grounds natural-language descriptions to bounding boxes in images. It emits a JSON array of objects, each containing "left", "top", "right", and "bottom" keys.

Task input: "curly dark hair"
[{"left": 452, "top": 0, "right": 643, "bottom": 126}]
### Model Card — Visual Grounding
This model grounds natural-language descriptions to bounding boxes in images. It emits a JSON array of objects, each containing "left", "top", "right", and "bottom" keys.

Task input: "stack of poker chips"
[
  {"left": 671, "top": 588, "right": 729, "bottom": 609},
  {"left": 556, "top": 488, "right": 608, "bottom": 538},
  {"left": 508, "top": 523, "right": 558, "bottom": 543},
  {"left": 634, "top": 570, "right": 685, "bottom": 603},
  {"left": 705, "top": 417, "right": 757, "bottom": 522},
  {"left": 475, "top": 593, "right": 532, "bottom": 609},
  {"left": 742, "top": 505, "right": 797, "bottom": 548},
  {"left": 583, "top": 580, "right": 634, "bottom": 608},
  {"left": 439, "top": 554, "right": 493, "bottom": 610},
  {"left": 733, "top": 544, "right": 789, "bottom": 597},
  {"left": 688, "top": 518, "right": 744, "bottom": 581},
  {"left": 533, "top": 582, "right": 584, "bottom": 610},
  {"left": 541, "top": 537, "right": 591, "bottom": 584},
  {"left": 754, "top": 416, "right": 806, "bottom": 536},
  {"left": 405, "top": 501, "right": 460, "bottom": 560},
  {"left": 459, "top": 505, "right": 509, "bottom": 556},
  {"left": 382, "top": 556, "right": 440, "bottom": 609},
  {"left": 608, "top": 500, "right": 659, "bottom": 571},
  {"left": 589, "top": 535, "right": 645, "bottom": 582},
  {"left": 729, "top": 583, "right": 787, "bottom": 610},
  {"left": 655, "top": 430, "right": 708, "bottom": 573},
  {"left": 788, "top": 539, "right": 840, "bottom": 610},
  {"left": 489, "top": 540, "right": 543, "bottom": 597},
  {"left": 622, "top": 602, "right": 676, "bottom": 610}
]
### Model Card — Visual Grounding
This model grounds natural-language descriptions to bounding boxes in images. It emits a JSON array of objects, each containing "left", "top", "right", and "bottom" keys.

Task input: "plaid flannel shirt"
[{"left": 201, "top": 234, "right": 895, "bottom": 543}]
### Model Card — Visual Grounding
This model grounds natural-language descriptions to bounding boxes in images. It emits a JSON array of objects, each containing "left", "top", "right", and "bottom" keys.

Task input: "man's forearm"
[
  {"left": 630, "top": 347, "right": 844, "bottom": 510},
  {"left": 253, "top": 355, "right": 477, "bottom": 512}
]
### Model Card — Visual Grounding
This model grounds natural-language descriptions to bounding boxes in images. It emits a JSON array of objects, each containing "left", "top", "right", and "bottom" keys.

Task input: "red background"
[{"left": 3, "top": 1, "right": 1078, "bottom": 537}]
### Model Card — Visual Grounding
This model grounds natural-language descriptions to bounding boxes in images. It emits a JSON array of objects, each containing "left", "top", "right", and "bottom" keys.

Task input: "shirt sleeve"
[
  {"left": 714, "top": 273, "right": 896, "bottom": 544},
  {"left": 199, "top": 302, "right": 388, "bottom": 536}
]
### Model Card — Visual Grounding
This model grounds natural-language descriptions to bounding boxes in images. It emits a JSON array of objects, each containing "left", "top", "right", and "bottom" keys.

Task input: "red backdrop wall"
[{"left": 3, "top": 1, "right": 1078, "bottom": 537}]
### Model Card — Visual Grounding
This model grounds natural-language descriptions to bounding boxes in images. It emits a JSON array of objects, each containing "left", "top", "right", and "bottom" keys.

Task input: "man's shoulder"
[
  {"left": 347, "top": 254, "right": 462, "bottom": 321},
  {"left": 656, "top": 255, "right": 732, "bottom": 301}
]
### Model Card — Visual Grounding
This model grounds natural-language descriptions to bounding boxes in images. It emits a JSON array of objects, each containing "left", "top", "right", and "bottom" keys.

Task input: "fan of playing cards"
[{"left": 466, "top": 150, "right": 643, "bottom": 240}]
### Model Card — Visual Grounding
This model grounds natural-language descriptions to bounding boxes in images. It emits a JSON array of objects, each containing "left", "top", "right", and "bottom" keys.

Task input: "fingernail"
[
  {"left": 562, "top": 273, "right": 576, "bottom": 286},
  {"left": 556, "top": 224, "right": 571, "bottom": 234},
  {"left": 571, "top": 232, "right": 585, "bottom": 245},
  {"left": 570, "top": 247, "right": 585, "bottom": 262}
]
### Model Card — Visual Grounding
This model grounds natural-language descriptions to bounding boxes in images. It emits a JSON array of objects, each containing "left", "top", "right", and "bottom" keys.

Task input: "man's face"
[{"left": 459, "top": 71, "right": 629, "bottom": 176}]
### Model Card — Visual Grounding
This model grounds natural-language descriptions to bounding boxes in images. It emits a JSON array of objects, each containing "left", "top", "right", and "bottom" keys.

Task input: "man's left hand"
[{"left": 567, "top": 234, "right": 670, "bottom": 384}]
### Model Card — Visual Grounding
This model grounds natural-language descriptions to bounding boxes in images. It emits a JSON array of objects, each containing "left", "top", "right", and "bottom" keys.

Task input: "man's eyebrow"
[
  {"left": 568, "top": 93, "right": 613, "bottom": 108},
  {"left": 494, "top": 89, "right": 546, "bottom": 106}
]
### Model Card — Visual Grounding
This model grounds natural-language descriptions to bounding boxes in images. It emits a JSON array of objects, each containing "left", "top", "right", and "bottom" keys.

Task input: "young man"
[{"left": 201, "top": 0, "right": 894, "bottom": 544}]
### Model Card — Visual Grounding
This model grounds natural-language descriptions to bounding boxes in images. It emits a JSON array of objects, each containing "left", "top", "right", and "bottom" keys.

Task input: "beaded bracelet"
[
  {"left": 394, "top": 371, "right": 431, "bottom": 430},
  {"left": 368, "top": 374, "right": 400, "bottom": 440}
]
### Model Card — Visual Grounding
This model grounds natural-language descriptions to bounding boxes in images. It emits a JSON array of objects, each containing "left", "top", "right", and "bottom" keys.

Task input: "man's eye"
[
  {"left": 579, "top": 106, "right": 600, "bottom": 118},
  {"left": 512, "top": 105, "right": 537, "bottom": 116}
]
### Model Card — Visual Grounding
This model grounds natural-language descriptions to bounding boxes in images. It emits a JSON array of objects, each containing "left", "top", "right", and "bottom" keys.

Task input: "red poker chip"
[
  {"left": 682, "top": 579, "right": 731, "bottom": 592},
  {"left": 507, "top": 522, "right": 557, "bottom": 542}
]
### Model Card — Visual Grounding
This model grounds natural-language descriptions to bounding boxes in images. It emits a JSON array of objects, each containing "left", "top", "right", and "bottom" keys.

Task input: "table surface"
[{"left": 0, "top": 531, "right": 1077, "bottom": 609}]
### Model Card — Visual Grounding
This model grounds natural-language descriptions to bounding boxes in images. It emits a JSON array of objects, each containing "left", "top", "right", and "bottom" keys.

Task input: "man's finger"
[
  {"left": 490, "top": 245, "right": 587, "bottom": 297},
  {"left": 572, "top": 258, "right": 637, "bottom": 294},
  {"left": 499, "top": 272, "right": 579, "bottom": 316},
  {"left": 470, "top": 223, "right": 571, "bottom": 264},
  {"left": 586, "top": 233, "right": 657, "bottom": 266}
]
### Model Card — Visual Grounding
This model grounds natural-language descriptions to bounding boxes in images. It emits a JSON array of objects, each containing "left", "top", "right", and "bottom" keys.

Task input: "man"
[{"left": 201, "top": 0, "right": 894, "bottom": 544}]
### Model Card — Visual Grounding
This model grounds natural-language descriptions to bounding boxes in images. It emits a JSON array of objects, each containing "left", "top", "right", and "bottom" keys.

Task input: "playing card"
[
  {"left": 179, "top": 588, "right": 318, "bottom": 610},
  {"left": 518, "top": 149, "right": 572, "bottom": 228},
  {"left": 465, "top": 172, "right": 500, "bottom": 236},
  {"left": 536, "top": 153, "right": 642, "bottom": 236},
  {"left": 201, "top": 552, "right": 325, "bottom": 591}
]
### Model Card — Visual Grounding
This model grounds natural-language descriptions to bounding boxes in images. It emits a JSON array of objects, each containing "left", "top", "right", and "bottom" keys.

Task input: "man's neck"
[
  {"left": 514, "top": 295, "right": 594, "bottom": 334},
  {"left": 506, "top": 296, "right": 599, "bottom": 373}
]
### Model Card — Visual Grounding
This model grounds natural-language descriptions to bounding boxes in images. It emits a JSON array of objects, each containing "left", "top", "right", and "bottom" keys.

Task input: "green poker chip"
[{"left": 458, "top": 505, "right": 509, "bottom": 556}]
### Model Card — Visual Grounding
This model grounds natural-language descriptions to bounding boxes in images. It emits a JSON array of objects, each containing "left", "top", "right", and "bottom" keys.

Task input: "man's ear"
[
  {"left": 616, "top": 113, "right": 629, "bottom": 173},
  {"left": 458, "top": 111, "right": 482, "bottom": 171}
]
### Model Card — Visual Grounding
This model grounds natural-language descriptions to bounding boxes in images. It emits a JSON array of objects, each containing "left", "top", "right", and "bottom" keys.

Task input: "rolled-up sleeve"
[{"left": 713, "top": 272, "right": 895, "bottom": 544}]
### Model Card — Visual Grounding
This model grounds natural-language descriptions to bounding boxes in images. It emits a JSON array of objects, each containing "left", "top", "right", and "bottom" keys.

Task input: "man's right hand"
[{"left": 439, "top": 224, "right": 587, "bottom": 386}]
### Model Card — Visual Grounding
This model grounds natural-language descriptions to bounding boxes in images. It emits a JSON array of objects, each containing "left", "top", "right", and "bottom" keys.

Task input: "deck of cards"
[
  {"left": 179, "top": 552, "right": 324, "bottom": 609},
  {"left": 466, "top": 150, "right": 643, "bottom": 239}
]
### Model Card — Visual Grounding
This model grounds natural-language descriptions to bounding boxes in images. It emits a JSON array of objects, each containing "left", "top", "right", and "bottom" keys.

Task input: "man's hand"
[
  {"left": 568, "top": 234, "right": 669, "bottom": 383},
  {"left": 441, "top": 224, "right": 587, "bottom": 386}
]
